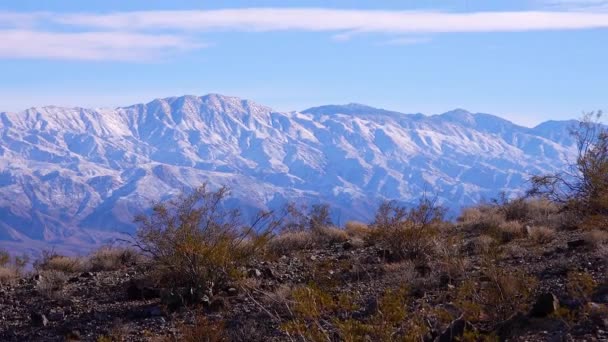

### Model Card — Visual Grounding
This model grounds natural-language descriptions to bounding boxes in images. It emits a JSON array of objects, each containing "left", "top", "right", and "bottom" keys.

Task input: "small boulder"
[
  {"left": 248, "top": 269, "right": 262, "bottom": 278},
  {"left": 530, "top": 292, "right": 560, "bottom": 317},
  {"left": 48, "top": 309, "right": 65, "bottom": 321},
  {"left": 592, "top": 284, "right": 608, "bottom": 304},
  {"left": 437, "top": 318, "right": 474, "bottom": 342},
  {"left": 208, "top": 297, "right": 226, "bottom": 312},
  {"left": 31, "top": 312, "right": 48, "bottom": 327},
  {"left": 227, "top": 287, "right": 238, "bottom": 296},
  {"left": 567, "top": 239, "right": 586, "bottom": 250}
]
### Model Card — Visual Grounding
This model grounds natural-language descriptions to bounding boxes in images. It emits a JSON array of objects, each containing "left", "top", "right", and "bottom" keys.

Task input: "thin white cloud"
[
  {"left": 1, "top": 8, "right": 608, "bottom": 61},
  {"left": 0, "top": 30, "right": 201, "bottom": 61},
  {"left": 49, "top": 9, "right": 608, "bottom": 33},
  {"left": 540, "top": 0, "right": 608, "bottom": 11}
]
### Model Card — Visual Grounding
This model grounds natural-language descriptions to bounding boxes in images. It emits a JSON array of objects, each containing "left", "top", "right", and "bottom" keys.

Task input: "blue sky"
[{"left": 0, "top": 0, "right": 607, "bottom": 126}]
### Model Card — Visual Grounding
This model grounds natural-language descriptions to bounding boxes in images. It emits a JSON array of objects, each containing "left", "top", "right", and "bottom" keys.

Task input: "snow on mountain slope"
[{"left": 0, "top": 94, "right": 576, "bottom": 251}]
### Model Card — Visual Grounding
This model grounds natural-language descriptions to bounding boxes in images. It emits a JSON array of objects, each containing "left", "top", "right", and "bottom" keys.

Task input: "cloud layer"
[{"left": 1, "top": 8, "right": 608, "bottom": 60}]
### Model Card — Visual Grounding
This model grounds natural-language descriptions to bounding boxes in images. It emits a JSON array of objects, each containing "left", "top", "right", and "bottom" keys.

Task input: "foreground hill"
[{"left": 0, "top": 94, "right": 576, "bottom": 251}]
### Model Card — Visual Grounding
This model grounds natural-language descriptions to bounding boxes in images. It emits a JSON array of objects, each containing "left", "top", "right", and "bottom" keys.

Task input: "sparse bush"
[
  {"left": 173, "top": 316, "right": 227, "bottom": 342},
  {"left": 475, "top": 235, "right": 498, "bottom": 254},
  {"left": 529, "top": 112, "right": 608, "bottom": 229},
  {"left": 36, "top": 270, "right": 68, "bottom": 298},
  {"left": 369, "top": 196, "right": 446, "bottom": 261},
  {"left": 527, "top": 226, "right": 555, "bottom": 244},
  {"left": 0, "top": 267, "right": 18, "bottom": 284},
  {"left": 0, "top": 249, "right": 9, "bottom": 267},
  {"left": 281, "top": 284, "right": 418, "bottom": 341},
  {"left": 497, "top": 220, "right": 526, "bottom": 242},
  {"left": 0, "top": 249, "right": 29, "bottom": 284},
  {"left": 133, "top": 184, "right": 275, "bottom": 293},
  {"left": 458, "top": 206, "right": 485, "bottom": 224},
  {"left": 315, "top": 226, "right": 348, "bottom": 244},
  {"left": 88, "top": 247, "right": 141, "bottom": 272},
  {"left": 267, "top": 230, "right": 315, "bottom": 255},
  {"left": 583, "top": 229, "right": 608, "bottom": 248},
  {"left": 344, "top": 221, "right": 371, "bottom": 240},
  {"left": 35, "top": 251, "right": 84, "bottom": 273},
  {"left": 456, "top": 266, "right": 537, "bottom": 322}
]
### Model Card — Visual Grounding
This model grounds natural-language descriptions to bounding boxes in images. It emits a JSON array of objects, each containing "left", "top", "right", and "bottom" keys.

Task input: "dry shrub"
[
  {"left": 433, "top": 235, "right": 470, "bottom": 282},
  {"left": 369, "top": 196, "right": 446, "bottom": 262},
  {"left": 529, "top": 112, "right": 608, "bottom": 228},
  {"left": 475, "top": 235, "right": 497, "bottom": 254},
  {"left": 134, "top": 184, "right": 275, "bottom": 292},
  {"left": 344, "top": 221, "right": 372, "bottom": 239},
  {"left": 383, "top": 260, "right": 418, "bottom": 285},
  {"left": 0, "top": 267, "right": 18, "bottom": 284},
  {"left": 458, "top": 206, "right": 484, "bottom": 224},
  {"left": 457, "top": 265, "right": 538, "bottom": 322},
  {"left": 527, "top": 226, "right": 555, "bottom": 244},
  {"left": 583, "top": 229, "right": 608, "bottom": 248},
  {"left": 281, "top": 284, "right": 424, "bottom": 341},
  {"left": 0, "top": 249, "right": 28, "bottom": 284},
  {"left": 172, "top": 316, "right": 227, "bottom": 342},
  {"left": 267, "top": 230, "right": 314, "bottom": 255},
  {"left": 36, "top": 270, "right": 68, "bottom": 298},
  {"left": 315, "top": 226, "right": 348, "bottom": 244},
  {"left": 35, "top": 251, "right": 84, "bottom": 273},
  {"left": 525, "top": 198, "right": 561, "bottom": 226},
  {"left": 497, "top": 220, "right": 526, "bottom": 242},
  {"left": 88, "top": 247, "right": 141, "bottom": 272}
]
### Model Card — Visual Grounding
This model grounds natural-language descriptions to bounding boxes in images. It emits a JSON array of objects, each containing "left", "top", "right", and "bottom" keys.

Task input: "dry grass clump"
[
  {"left": 88, "top": 247, "right": 141, "bottom": 272},
  {"left": 497, "top": 220, "right": 526, "bottom": 242},
  {"left": 314, "top": 226, "right": 348, "bottom": 244},
  {"left": 458, "top": 206, "right": 485, "bottom": 224},
  {"left": 0, "top": 249, "right": 28, "bottom": 284},
  {"left": 0, "top": 267, "right": 18, "bottom": 285},
  {"left": 35, "top": 251, "right": 84, "bottom": 273},
  {"left": 456, "top": 266, "right": 538, "bottom": 322},
  {"left": 344, "top": 221, "right": 372, "bottom": 240},
  {"left": 36, "top": 270, "right": 68, "bottom": 298},
  {"left": 475, "top": 235, "right": 498, "bottom": 254},
  {"left": 583, "top": 229, "right": 608, "bottom": 249},
  {"left": 267, "top": 230, "right": 315, "bottom": 255},
  {"left": 527, "top": 226, "right": 556, "bottom": 244},
  {"left": 459, "top": 205, "right": 506, "bottom": 237}
]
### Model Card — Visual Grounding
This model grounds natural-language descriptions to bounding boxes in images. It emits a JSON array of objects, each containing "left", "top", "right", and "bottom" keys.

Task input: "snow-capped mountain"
[{"left": 0, "top": 94, "right": 577, "bottom": 252}]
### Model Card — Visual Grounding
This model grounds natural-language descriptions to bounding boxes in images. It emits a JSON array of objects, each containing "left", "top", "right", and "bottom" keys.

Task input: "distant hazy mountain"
[{"left": 0, "top": 94, "right": 576, "bottom": 252}]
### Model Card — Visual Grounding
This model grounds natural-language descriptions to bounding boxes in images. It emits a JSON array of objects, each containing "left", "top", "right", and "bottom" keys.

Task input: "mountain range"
[{"left": 0, "top": 94, "right": 577, "bottom": 254}]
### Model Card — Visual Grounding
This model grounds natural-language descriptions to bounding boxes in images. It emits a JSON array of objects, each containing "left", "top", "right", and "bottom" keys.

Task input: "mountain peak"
[{"left": 302, "top": 103, "right": 405, "bottom": 116}]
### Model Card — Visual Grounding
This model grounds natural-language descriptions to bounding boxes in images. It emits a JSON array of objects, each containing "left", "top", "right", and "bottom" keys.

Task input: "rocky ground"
[{"left": 1, "top": 227, "right": 607, "bottom": 341}]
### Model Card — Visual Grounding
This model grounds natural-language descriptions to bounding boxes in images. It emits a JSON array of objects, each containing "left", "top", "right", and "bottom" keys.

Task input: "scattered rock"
[
  {"left": 437, "top": 318, "right": 474, "bottom": 342},
  {"left": 342, "top": 240, "right": 353, "bottom": 250},
  {"left": 48, "top": 309, "right": 65, "bottom": 321},
  {"left": 248, "top": 268, "right": 262, "bottom": 278},
  {"left": 64, "top": 330, "right": 81, "bottom": 341},
  {"left": 208, "top": 297, "right": 226, "bottom": 312},
  {"left": 126, "top": 280, "right": 160, "bottom": 300},
  {"left": 592, "top": 284, "right": 608, "bottom": 303},
  {"left": 530, "top": 293, "right": 560, "bottom": 317},
  {"left": 567, "top": 239, "right": 586, "bottom": 250},
  {"left": 30, "top": 312, "right": 48, "bottom": 327}
]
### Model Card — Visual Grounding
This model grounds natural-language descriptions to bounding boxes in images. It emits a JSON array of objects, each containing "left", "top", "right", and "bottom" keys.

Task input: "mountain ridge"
[{"left": 0, "top": 94, "right": 578, "bottom": 254}]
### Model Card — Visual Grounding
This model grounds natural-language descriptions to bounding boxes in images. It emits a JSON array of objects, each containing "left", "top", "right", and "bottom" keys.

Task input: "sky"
[{"left": 0, "top": 0, "right": 607, "bottom": 127}]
